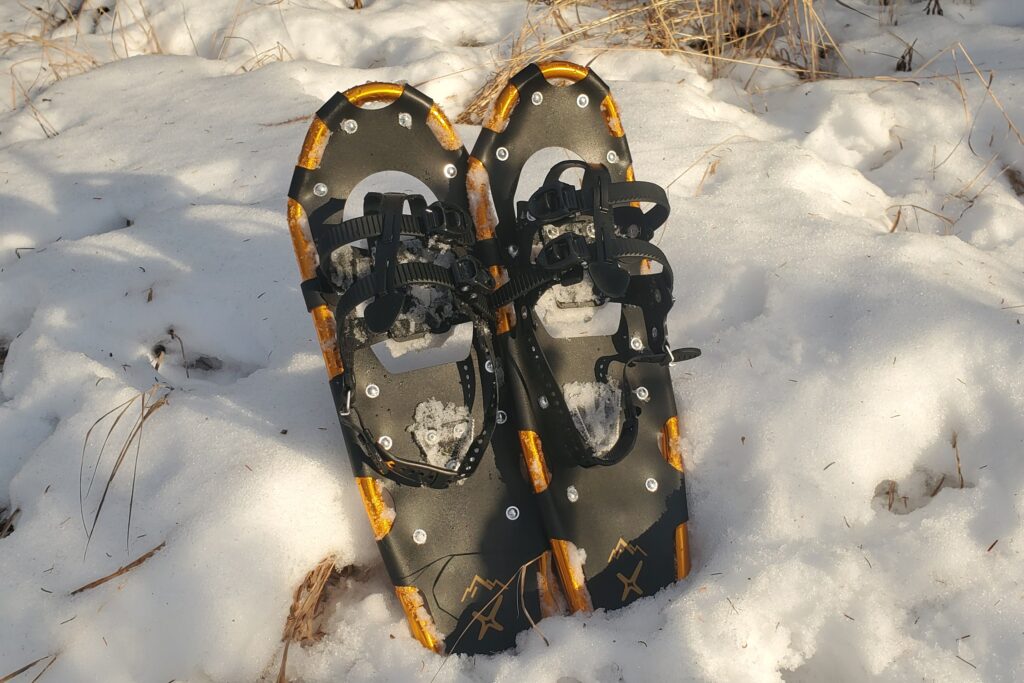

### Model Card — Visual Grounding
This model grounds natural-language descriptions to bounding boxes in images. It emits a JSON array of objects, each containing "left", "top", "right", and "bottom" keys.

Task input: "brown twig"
[{"left": 69, "top": 541, "right": 166, "bottom": 595}]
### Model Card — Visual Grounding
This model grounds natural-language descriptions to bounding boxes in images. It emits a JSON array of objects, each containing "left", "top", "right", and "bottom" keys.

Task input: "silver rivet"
[
  {"left": 634, "top": 386, "right": 650, "bottom": 401},
  {"left": 645, "top": 477, "right": 658, "bottom": 492},
  {"left": 446, "top": 460, "right": 459, "bottom": 471},
  {"left": 627, "top": 224, "right": 641, "bottom": 238},
  {"left": 505, "top": 506, "right": 520, "bottom": 521},
  {"left": 413, "top": 528, "right": 427, "bottom": 544},
  {"left": 566, "top": 486, "right": 579, "bottom": 503},
  {"left": 342, "top": 119, "right": 358, "bottom": 134},
  {"left": 538, "top": 396, "right": 550, "bottom": 409},
  {"left": 545, "top": 225, "right": 559, "bottom": 240},
  {"left": 496, "top": 410, "right": 507, "bottom": 425},
  {"left": 365, "top": 383, "right": 380, "bottom": 398},
  {"left": 576, "top": 94, "right": 589, "bottom": 108},
  {"left": 378, "top": 435, "right": 393, "bottom": 450},
  {"left": 453, "top": 423, "right": 467, "bottom": 438},
  {"left": 312, "top": 182, "right": 328, "bottom": 197},
  {"left": 485, "top": 360, "right": 494, "bottom": 373},
  {"left": 496, "top": 146, "right": 509, "bottom": 161},
  {"left": 531, "top": 91, "right": 543, "bottom": 105},
  {"left": 606, "top": 150, "right": 619, "bottom": 164},
  {"left": 630, "top": 336, "right": 643, "bottom": 351},
  {"left": 508, "top": 244, "right": 519, "bottom": 257},
  {"left": 398, "top": 112, "right": 412, "bottom": 128},
  {"left": 443, "top": 163, "right": 458, "bottom": 179},
  {"left": 520, "top": 307, "right": 529, "bottom": 319},
  {"left": 425, "top": 430, "right": 439, "bottom": 445},
  {"left": 651, "top": 327, "right": 659, "bottom": 339}
]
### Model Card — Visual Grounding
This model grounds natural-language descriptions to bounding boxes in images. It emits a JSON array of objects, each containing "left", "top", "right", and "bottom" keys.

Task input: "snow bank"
[{"left": 1, "top": 1, "right": 1023, "bottom": 681}]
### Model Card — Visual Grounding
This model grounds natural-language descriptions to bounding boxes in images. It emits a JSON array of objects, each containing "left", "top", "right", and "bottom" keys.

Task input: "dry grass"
[
  {"left": 458, "top": 0, "right": 843, "bottom": 124},
  {"left": 79, "top": 383, "right": 171, "bottom": 555},
  {"left": 277, "top": 557, "right": 368, "bottom": 683}
]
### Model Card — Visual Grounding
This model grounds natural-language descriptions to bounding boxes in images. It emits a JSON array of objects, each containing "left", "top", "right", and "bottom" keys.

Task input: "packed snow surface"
[{"left": 2, "top": 1, "right": 1024, "bottom": 682}]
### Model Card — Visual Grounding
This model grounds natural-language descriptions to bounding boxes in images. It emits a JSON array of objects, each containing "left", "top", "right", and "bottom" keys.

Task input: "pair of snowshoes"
[{"left": 286, "top": 62, "right": 699, "bottom": 655}]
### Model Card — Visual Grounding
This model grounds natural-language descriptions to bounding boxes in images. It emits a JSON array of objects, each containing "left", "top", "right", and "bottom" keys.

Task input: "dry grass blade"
[
  {"left": 69, "top": 541, "right": 166, "bottom": 596},
  {"left": 951, "top": 430, "right": 964, "bottom": 489},
  {"left": 0, "top": 507, "right": 20, "bottom": 539},
  {"left": 80, "top": 384, "right": 170, "bottom": 555},
  {"left": 431, "top": 553, "right": 547, "bottom": 682},
  {"left": 0, "top": 654, "right": 52, "bottom": 683}
]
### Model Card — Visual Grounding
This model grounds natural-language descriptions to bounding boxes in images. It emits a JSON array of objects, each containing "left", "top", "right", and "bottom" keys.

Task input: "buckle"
[
  {"left": 528, "top": 181, "right": 581, "bottom": 223},
  {"left": 536, "top": 233, "right": 590, "bottom": 271},
  {"left": 421, "top": 201, "right": 468, "bottom": 239},
  {"left": 452, "top": 256, "right": 494, "bottom": 295}
]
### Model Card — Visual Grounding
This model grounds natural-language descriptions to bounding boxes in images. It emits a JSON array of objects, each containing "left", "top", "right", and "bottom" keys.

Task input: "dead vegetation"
[
  {"left": 79, "top": 383, "right": 171, "bottom": 554},
  {"left": 277, "top": 557, "right": 369, "bottom": 683},
  {"left": 458, "top": 0, "right": 843, "bottom": 124}
]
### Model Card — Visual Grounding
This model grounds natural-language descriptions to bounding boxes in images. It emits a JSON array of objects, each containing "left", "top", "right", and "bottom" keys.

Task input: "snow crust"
[
  {"left": 407, "top": 399, "right": 474, "bottom": 469},
  {"left": 1, "top": 1, "right": 1024, "bottom": 681}
]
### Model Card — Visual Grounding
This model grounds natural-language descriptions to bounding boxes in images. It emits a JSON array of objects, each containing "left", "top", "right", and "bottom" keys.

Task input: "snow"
[
  {"left": 407, "top": 399, "right": 474, "bottom": 469},
  {"left": 562, "top": 380, "right": 623, "bottom": 455},
  {"left": 1, "top": 0, "right": 1024, "bottom": 681}
]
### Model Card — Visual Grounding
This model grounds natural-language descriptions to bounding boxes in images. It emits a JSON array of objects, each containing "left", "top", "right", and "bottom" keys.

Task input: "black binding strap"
[
  {"left": 311, "top": 200, "right": 473, "bottom": 270},
  {"left": 527, "top": 160, "right": 670, "bottom": 238}
]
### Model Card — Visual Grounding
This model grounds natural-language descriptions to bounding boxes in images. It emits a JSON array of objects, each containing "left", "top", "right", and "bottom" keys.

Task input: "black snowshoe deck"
[
  {"left": 468, "top": 62, "right": 697, "bottom": 612},
  {"left": 287, "top": 83, "right": 557, "bottom": 654}
]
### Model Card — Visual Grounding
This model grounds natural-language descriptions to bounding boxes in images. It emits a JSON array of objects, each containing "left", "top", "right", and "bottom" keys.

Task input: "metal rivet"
[
  {"left": 425, "top": 430, "right": 439, "bottom": 445},
  {"left": 651, "top": 327, "right": 659, "bottom": 339},
  {"left": 312, "top": 182, "right": 328, "bottom": 197},
  {"left": 531, "top": 91, "right": 543, "bottom": 105},
  {"left": 635, "top": 386, "right": 650, "bottom": 401},
  {"left": 606, "top": 150, "right": 619, "bottom": 164},
  {"left": 630, "top": 336, "right": 643, "bottom": 351},
  {"left": 496, "top": 146, "right": 509, "bottom": 161},
  {"left": 398, "top": 112, "right": 412, "bottom": 128},
  {"left": 645, "top": 477, "right": 658, "bottom": 492},
  {"left": 505, "top": 506, "right": 520, "bottom": 521},
  {"left": 342, "top": 119, "right": 358, "bottom": 134},
  {"left": 508, "top": 244, "right": 519, "bottom": 257},
  {"left": 538, "top": 396, "right": 550, "bottom": 409},
  {"left": 365, "top": 383, "right": 380, "bottom": 398},
  {"left": 378, "top": 435, "right": 393, "bottom": 450},
  {"left": 446, "top": 460, "right": 459, "bottom": 471},
  {"left": 496, "top": 410, "right": 507, "bottom": 425},
  {"left": 545, "top": 225, "right": 559, "bottom": 240},
  {"left": 566, "top": 486, "right": 579, "bottom": 503},
  {"left": 576, "top": 93, "right": 589, "bottom": 108},
  {"left": 627, "top": 224, "right": 641, "bottom": 238},
  {"left": 520, "top": 306, "right": 529, "bottom": 319},
  {"left": 654, "top": 289, "right": 662, "bottom": 303},
  {"left": 413, "top": 528, "right": 427, "bottom": 544},
  {"left": 443, "top": 163, "right": 458, "bottom": 179},
  {"left": 485, "top": 360, "right": 494, "bottom": 373}
]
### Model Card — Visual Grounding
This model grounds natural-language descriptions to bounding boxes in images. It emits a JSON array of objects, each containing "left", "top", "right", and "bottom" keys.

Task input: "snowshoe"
[
  {"left": 467, "top": 62, "right": 700, "bottom": 613},
  {"left": 287, "top": 82, "right": 559, "bottom": 654}
]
